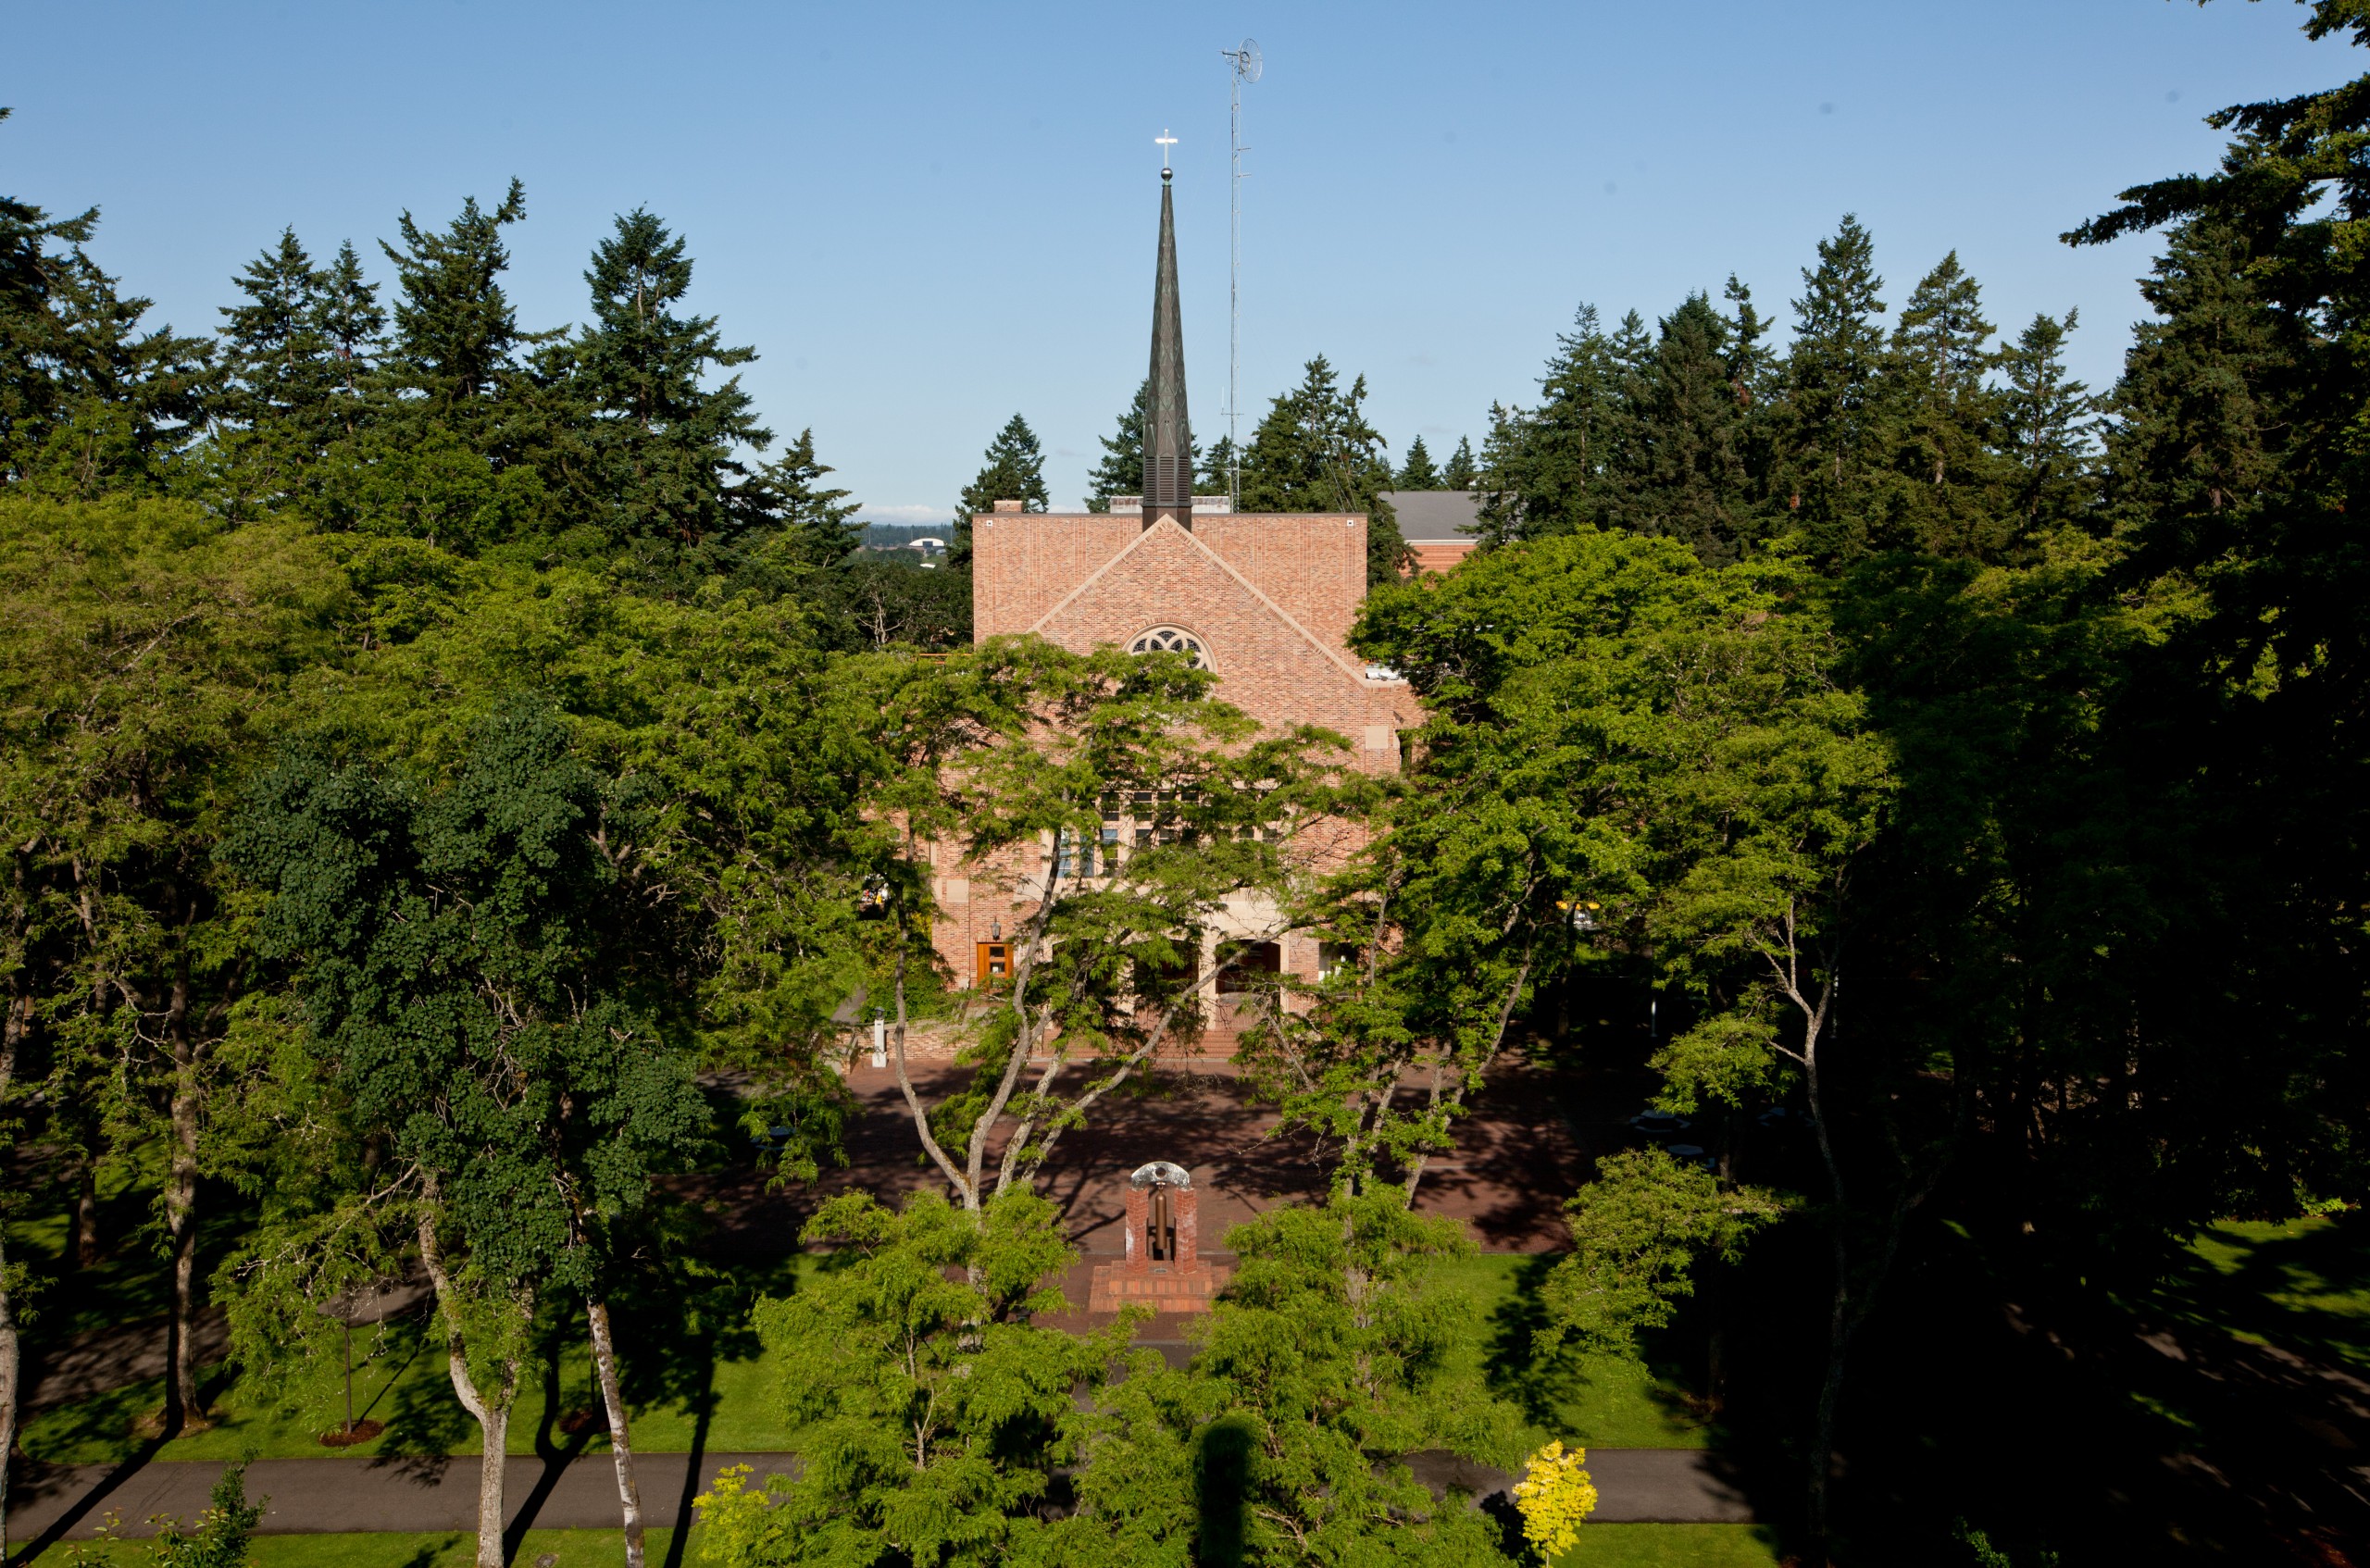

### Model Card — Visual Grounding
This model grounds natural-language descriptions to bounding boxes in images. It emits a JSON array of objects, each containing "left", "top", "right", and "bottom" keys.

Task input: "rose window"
[{"left": 1129, "top": 628, "right": 1207, "bottom": 666}]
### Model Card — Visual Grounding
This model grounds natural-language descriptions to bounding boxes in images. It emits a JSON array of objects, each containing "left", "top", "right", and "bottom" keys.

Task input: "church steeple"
[{"left": 1141, "top": 162, "right": 1192, "bottom": 530}]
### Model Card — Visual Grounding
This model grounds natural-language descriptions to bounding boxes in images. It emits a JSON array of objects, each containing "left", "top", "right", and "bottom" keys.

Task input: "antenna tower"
[{"left": 1221, "top": 38, "right": 1261, "bottom": 509}]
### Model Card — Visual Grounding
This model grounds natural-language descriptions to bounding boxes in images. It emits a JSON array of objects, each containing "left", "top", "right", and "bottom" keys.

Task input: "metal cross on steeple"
[{"left": 1155, "top": 129, "right": 1177, "bottom": 171}]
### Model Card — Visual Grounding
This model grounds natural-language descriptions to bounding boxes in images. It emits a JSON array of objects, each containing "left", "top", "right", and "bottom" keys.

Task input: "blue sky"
[{"left": 4, "top": 1, "right": 2344, "bottom": 521}]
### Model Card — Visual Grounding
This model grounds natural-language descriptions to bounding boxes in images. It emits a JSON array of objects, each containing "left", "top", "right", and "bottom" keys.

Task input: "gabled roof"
[{"left": 1027, "top": 516, "right": 1373, "bottom": 688}]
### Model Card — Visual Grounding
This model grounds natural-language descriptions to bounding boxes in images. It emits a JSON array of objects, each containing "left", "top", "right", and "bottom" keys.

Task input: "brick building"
[{"left": 927, "top": 166, "right": 1418, "bottom": 1048}]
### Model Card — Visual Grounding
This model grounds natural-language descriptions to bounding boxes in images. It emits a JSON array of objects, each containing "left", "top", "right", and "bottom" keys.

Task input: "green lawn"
[
  {"left": 2166, "top": 1212, "right": 2370, "bottom": 1371},
  {"left": 23, "top": 1250, "right": 1704, "bottom": 1466},
  {"left": 1433, "top": 1253, "right": 1709, "bottom": 1450},
  {"left": 1552, "top": 1524, "right": 1785, "bottom": 1567},
  {"left": 19, "top": 1281, "right": 811, "bottom": 1466}
]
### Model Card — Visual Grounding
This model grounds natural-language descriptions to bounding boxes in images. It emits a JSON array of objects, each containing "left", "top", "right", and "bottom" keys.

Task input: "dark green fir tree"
[
  {"left": 315, "top": 241, "right": 385, "bottom": 415},
  {"left": 1778, "top": 213, "right": 1890, "bottom": 564},
  {"left": 1440, "top": 434, "right": 1477, "bottom": 490},
  {"left": 1632, "top": 292, "right": 1753, "bottom": 563},
  {"left": 1238, "top": 355, "right": 1404, "bottom": 581},
  {"left": 1084, "top": 380, "right": 1145, "bottom": 512},
  {"left": 218, "top": 229, "right": 332, "bottom": 429},
  {"left": 1475, "top": 305, "right": 1640, "bottom": 541},
  {"left": 1395, "top": 434, "right": 1442, "bottom": 489},
  {"left": 1997, "top": 308, "right": 2097, "bottom": 542},
  {"left": 1197, "top": 432, "right": 1235, "bottom": 494},
  {"left": 952, "top": 413, "right": 1048, "bottom": 564},
  {"left": 566, "top": 206, "right": 773, "bottom": 557},
  {"left": 380, "top": 180, "right": 532, "bottom": 421},
  {"left": 1881, "top": 250, "right": 2008, "bottom": 558}
]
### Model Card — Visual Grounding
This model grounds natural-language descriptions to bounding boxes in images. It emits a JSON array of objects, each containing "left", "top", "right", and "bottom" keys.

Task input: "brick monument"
[{"left": 1087, "top": 1161, "right": 1226, "bottom": 1313}]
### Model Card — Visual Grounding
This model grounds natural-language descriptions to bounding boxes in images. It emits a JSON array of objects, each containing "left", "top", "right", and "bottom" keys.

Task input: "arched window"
[{"left": 1129, "top": 627, "right": 1207, "bottom": 666}]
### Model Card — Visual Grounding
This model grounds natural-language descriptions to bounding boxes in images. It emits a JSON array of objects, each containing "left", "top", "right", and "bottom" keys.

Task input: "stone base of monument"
[{"left": 1086, "top": 1258, "right": 1229, "bottom": 1313}]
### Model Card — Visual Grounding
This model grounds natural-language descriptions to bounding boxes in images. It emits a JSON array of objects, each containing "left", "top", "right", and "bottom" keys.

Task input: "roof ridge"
[
  {"left": 1027, "top": 517, "right": 1371, "bottom": 687},
  {"left": 1021, "top": 518, "right": 1167, "bottom": 638}
]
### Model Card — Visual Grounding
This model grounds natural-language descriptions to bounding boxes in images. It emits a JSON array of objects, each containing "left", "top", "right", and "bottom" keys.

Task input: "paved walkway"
[{"left": 5, "top": 1446, "right": 1750, "bottom": 1546}]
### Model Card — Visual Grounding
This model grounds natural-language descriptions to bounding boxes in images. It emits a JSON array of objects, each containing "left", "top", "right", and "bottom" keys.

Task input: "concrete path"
[
  {"left": 5, "top": 1446, "right": 1750, "bottom": 1545},
  {"left": 5, "top": 1452, "right": 793, "bottom": 1547}
]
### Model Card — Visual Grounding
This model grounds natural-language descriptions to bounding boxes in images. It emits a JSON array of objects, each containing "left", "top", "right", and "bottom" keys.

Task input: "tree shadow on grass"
[
  {"left": 2149, "top": 1211, "right": 2370, "bottom": 1375},
  {"left": 1478, "top": 1253, "right": 1707, "bottom": 1447},
  {"left": 370, "top": 1310, "right": 474, "bottom": 1480},
  {"left": 501, "top": 1352, "right": 598, "bottom": 1562}
]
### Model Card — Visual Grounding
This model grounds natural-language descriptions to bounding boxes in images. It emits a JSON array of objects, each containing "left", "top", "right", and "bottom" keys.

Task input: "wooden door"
[{"left": 975, "top": 941, "right": 1012, "bottom": 987}]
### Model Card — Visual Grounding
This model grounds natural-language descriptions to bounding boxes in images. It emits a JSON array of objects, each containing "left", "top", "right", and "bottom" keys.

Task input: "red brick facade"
[{"left": 934, "top": 507, "right": 1419, "bottom": 1054}]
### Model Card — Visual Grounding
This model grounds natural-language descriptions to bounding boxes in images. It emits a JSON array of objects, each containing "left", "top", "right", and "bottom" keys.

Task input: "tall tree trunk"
[
  {"left": 587, "top": 1299, "right": 646, "bottom": 1568},
  {"left": 163, "top": 947, "right": 203, "bottom": 1432},
  {"left": 888, "top": 936, "right": 969, "bottom": 1199},
  {"left": 72, "top": 1163, "right": 100, "bottom": 1268},
  {"left": 1704, "top": 1261, "right": 1729, "bottom": 1415},
  {"left": 420, "top": 1212, "right": 519, "bottom": 1568},
  {"left": 1, "top": 984, "right": 25, "bottom": 1565},
  {"left": 471, "top": 1397, "right": 512, "bottom": 1568},
  {"left": 1804, "top": 1216, "right": 1850, "bottom": 1554}
]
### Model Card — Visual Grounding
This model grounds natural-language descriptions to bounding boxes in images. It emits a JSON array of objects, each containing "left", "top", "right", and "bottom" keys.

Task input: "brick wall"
[{"left": 939, "top": 511, "right": 1422, "bottom": 1051}]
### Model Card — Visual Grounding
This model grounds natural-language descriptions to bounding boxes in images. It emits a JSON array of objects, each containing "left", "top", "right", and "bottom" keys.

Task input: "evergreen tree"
[
  {"left": 16, "top": 245, "right": 211, "bottom": 496},
  {"left": 1997, "top": 308, "right": 2098, "bottom": 542},
  {"left": 0, "top": 108, "right": 210, "bottom": 495},
  {"left": 1440, "top": 434, "right": 1477, "bottom": 490},
  {"left": 1632, "top": 292, "right": 1753, "bottom": 563},
  {"left": 1778, "top": 214, "right": 1890, "bottom": 564},
  {"left": 1475, "top": 305, "right": 1640, "bottom": 541},
  {"left": 1880, "top": 251, "right": 2009, "bottom": 558},
  {"left": 1238, "top": 355, "right": 1405, "bottom": 581},
  {"left": 314, "top": 241, "right": 385, "bottom": 414},
  {"left": 565, "top": 207, "right": 773, "bottom": 554},
  {"left": 1197, "top": 432, "right": 1235, "bottom": 494},
  {"left": 213, "top": 228, "right": 379, "bottom": 506},
  {"left": 1084, "top": 378, "right": 1145, "bottom": 512},
  {"left": 951, "top": 413, "right": 1047, "bottom": 565},
  {"left": 0, "top": 108, "right": 99, "bottom": 484},
  {"left": 1721, "top": 274, "right": 1778, "bottom": 407},
  {"left": 757, "top": 426, "right": 864, "bottom": 573},
  {"left": 1395, "top": 433, "right": 1443, "bottom": 489},
  {"left": 1086, "top": 380, "right": 1216, "bottom": 511},
  {"left": 218, "top": 228, "right": 332, "bottom": 431},
  {"left": 2096, "top": 218, "right": 2286, "bottom": 576},
  {"left": 380, "top": 180, "right": 531, "bottom": 419},
  {"left": 1720, "top": 275, "right": 1783, "bottom": 531}
]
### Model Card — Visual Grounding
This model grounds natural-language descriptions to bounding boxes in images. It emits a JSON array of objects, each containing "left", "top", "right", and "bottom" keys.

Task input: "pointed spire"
[{"left": 1142, "top": 167, "right": 1192, "bottom": 529}]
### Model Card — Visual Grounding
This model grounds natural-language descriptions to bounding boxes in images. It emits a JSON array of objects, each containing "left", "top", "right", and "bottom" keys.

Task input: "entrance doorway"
[
  {"left": 1216, "top": 940, "right": 1281, "bottom": 993},
  {"left": 974, "top": 941, "right": 1011, "bottom": 987}
]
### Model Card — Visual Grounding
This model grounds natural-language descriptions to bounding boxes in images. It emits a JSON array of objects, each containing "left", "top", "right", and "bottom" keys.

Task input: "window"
[
  {"left": 1111, "top": 788, "right": 1197, "bottom": 848},
  {"left": 1054, "top": 827, "right": 1098, "bottom": 880},
  {"left": 1129, "top": 627, "right": 1207, "bottom": 666}
]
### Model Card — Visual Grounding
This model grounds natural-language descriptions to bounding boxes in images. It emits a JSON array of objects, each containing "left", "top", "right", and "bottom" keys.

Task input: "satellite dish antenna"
[{"left": 1222, "top": 38, "right": 1262, "bottom": 508}]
